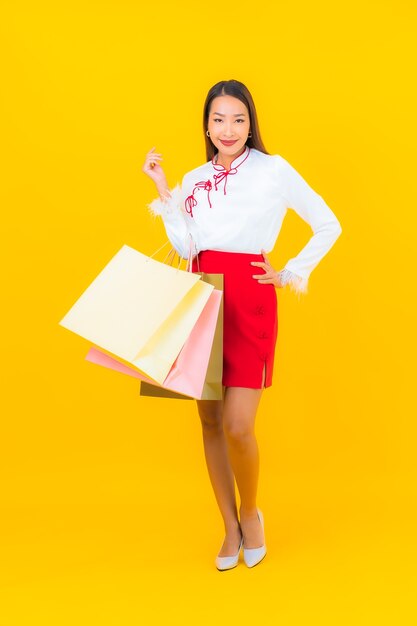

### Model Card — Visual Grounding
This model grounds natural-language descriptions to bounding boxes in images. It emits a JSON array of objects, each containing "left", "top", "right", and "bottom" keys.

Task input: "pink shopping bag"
[{"left": 85, "top": 288, "right": 222, "bottom": 400}]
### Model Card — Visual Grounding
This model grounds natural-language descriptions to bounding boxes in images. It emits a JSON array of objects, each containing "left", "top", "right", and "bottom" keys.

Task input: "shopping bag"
[
  {"left": 138, "top": 383, "right": 193, "bottom": 400},
  {"left": 85, "top": 286, "right": 222, "bottom": 399},
  {"left": 196, "top": 272, "right": 224, "bottom": 399},
  {"left": 59, "top": 242, "right": 214, "bottom": 384},
  {"left": 84, "top": 344, "right": 190, "bottom": 399},
  {"left": 139, "top": 272, "right": 224, "bottom": 400}
]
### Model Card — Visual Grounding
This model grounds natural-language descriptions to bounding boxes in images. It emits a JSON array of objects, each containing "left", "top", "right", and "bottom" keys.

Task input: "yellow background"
[{"left": 1, "top": 0, "right": 416, "bottom": 624}]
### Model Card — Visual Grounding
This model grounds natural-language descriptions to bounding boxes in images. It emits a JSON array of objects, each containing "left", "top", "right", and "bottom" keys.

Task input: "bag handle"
[
  {"left": 146, "top": 240, "right": 181, "bottom": 269},
  {"left": 148, "top": 239, "right": 171, "bottom": 259},
  {"left": 186, "top": 233, "right": 200, "bottom": 273},
  {"left": 148, "top": 235, "right": 200, "bottom": 273},
  {"left": 162, "top": 247, "right": 177, "bottom": 266}
]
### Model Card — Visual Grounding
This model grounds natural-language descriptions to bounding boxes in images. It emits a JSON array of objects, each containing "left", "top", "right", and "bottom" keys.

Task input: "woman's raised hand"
[
  {"left": 142, "top": 147, "right": 168, "bottom": 188},
  {"left": 251, "top": 249, "right": 285, "bottom": 288}
]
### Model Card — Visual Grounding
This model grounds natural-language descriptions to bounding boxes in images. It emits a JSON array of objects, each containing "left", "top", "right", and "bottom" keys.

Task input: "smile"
[{"left": 220, "top": 140, "right": 238, "bottom": 146}]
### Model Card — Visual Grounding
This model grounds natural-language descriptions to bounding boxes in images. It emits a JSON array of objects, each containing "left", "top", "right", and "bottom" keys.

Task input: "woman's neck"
[{"left": 214, "top": 146, "right": 246, "bottom": 170}]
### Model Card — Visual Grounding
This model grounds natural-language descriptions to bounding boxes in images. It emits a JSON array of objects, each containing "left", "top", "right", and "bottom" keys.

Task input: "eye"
[
  {"left": 213, "top": 118, "right": 223, "bottom": 122},
  {"left": 236, "top": 119, "right": 245, "bottom": 123}
]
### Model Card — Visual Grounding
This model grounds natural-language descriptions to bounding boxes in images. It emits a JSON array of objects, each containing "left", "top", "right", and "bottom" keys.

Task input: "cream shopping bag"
[
  {"left": 86, "top": 286, "right": 222, "bottom": 399},
  {"left": 58, "top": 242, "right": 214, "bottom": 384},
  {"left": 139, "top": 272, "right": 224, "bottom": 400}
]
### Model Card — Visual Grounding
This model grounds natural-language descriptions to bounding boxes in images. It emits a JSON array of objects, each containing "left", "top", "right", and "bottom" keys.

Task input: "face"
[{"left": 207, "top": 95, "right": 251, "bottom": 161}]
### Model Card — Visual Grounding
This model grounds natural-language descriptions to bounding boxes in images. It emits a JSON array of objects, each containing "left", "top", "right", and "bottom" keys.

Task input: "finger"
[
  {"left": 252, "top": 271, "right": 268, "bottom": 277},
  {"left": 261, "top": 249, "right": 271, "bottom": 264},
  {"left": 146, "top": 157, "right": 163, "bottom": 167},
  {"left": 257, "top": 278, "right": 274, "bottom": 284}
]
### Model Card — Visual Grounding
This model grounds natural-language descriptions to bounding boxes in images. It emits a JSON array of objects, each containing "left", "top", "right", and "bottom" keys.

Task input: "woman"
[{"left": 142, "top": 79, "right": 342, "bottom": 571}]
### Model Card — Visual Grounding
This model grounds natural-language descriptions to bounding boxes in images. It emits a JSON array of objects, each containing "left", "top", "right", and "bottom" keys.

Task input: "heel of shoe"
[{"left": 243, "top": 508, "right": 267, "bottom": 568}]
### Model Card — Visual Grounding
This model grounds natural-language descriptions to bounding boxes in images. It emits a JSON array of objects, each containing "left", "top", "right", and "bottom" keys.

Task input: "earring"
[
  {"left": 206, "top": 130, "right": 210, "bottom": 137},
  {"left": 248, "top": 131, "right": 252, "bottom": 138}
]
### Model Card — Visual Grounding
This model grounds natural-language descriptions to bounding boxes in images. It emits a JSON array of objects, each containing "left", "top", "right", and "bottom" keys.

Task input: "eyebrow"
[{"left": 212, "top": 112, "right": 246, "bottom": 117}]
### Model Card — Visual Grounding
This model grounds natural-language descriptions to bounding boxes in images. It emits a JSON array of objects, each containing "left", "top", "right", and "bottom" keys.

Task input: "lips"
[{"left": 220, "top": 140, "right": 238, "bottom": 146}]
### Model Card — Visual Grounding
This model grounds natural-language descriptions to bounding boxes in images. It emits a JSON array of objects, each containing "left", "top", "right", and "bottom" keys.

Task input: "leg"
[
  {"left": 222, "top": 363, "right": 267, "bottom": 549},
  {"left": 196, "top": 391, "right": 242, "bottom": 556}
]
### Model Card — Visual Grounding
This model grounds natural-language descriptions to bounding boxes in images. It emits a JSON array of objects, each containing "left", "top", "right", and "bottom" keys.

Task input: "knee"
[
  {"left": 223, "top": 420, "right": 254, "bottom": 448},
  {"left": 197, "top": 402, "right": 223, "bottom": 433}
]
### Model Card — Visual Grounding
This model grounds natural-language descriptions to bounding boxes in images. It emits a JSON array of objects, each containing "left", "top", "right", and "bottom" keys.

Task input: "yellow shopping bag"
[{"left": 59, "top": 242, "right": 214, "bottom": 384}]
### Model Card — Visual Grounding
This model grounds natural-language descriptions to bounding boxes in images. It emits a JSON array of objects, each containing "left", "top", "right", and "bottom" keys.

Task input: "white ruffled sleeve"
[
  {"left": 274, "top": 155, "right": 342, "bottom": 296},
  {"left": 146, "top": 183, "right": 190, "bottom": 259}
]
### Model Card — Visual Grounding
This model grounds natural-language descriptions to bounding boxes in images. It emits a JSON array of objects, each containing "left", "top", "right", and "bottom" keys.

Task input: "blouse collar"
[
  {"left": 184, "top": 145, "right": 251, "bottom": 219},
  {"left": 211, "top": 145, "right": 251, "bottom": 172}
]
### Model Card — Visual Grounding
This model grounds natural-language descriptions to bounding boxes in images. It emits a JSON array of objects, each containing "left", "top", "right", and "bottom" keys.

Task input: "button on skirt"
[{"left": 192, "top": 250, "right": 278, "bottom": 389}]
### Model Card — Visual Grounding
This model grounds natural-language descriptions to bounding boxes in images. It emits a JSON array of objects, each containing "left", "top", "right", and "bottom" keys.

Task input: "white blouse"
[{"left": 147, "top": 146, "right": 342, "bottom": 295}]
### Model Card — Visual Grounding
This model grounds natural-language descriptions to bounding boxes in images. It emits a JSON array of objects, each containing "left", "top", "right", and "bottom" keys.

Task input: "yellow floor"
[{"left": 1, "top": 465, "right": 415, "bottom": 625}]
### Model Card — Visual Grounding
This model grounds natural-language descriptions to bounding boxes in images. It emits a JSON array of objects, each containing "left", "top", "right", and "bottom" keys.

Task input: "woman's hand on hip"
[{"left": 251, "top": 249, "right": 285, "bottom": 288}]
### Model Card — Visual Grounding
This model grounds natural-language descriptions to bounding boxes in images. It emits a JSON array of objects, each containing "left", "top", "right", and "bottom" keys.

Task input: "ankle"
[
  {"left": 224, "top": 519, "right": 241, "bottom": 534},
  {"left": 239, "top": 506, "right": 258, "bottom": 519}
]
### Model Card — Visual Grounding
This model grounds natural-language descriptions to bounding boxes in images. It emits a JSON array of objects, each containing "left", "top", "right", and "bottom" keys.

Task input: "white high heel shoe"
[
  {"left": 215, "top": 531, "right": 244, "bottom": 571},
  {"left": 243, "top": 508, "right": 267, "bottom": 568}
]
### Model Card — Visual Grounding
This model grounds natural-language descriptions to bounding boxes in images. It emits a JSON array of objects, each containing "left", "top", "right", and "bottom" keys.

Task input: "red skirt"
[{"left": 192, "top": 250, "right": 278, "bottom": 389}]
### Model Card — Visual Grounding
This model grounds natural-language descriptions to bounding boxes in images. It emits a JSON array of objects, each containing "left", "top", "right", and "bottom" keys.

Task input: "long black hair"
[{"left": 203, "top": 79, "right": 269, "bottom": 161}]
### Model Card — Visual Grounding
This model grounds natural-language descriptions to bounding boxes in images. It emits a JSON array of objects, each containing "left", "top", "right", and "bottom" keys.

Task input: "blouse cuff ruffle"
[
  {"left": 277, "top": 268, "right": 309, "bottom": 295},
  {"left": 147, "top": 184, "right": 182, "bottom": 218}
]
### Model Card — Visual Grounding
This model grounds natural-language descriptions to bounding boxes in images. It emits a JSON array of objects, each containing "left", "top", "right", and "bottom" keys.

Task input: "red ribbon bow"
[
  {"left": 213, "top": 166, "right": 238, "bottom": 195},
  {"left": 185, "top": 180, "right": 213, "bottom": 217},
  {"left": 184, "top": 148, "right": 250, "bottom": 218}
]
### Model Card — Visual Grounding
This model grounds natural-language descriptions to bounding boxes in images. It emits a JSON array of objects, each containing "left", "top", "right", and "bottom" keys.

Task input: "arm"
[
  {"left": 147, "top": 182, "right": 190, "bottom": 259},
  {"left": 275, "top": 155, "right": 342, "bottom": 295},
  {"left": 142, "top": 147, "right": 190, "bottom": 259}
]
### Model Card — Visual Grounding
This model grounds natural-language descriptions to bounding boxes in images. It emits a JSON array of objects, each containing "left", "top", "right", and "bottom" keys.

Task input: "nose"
[{"left": 223, "top": 121, "right": 234, "bottom": 137}]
